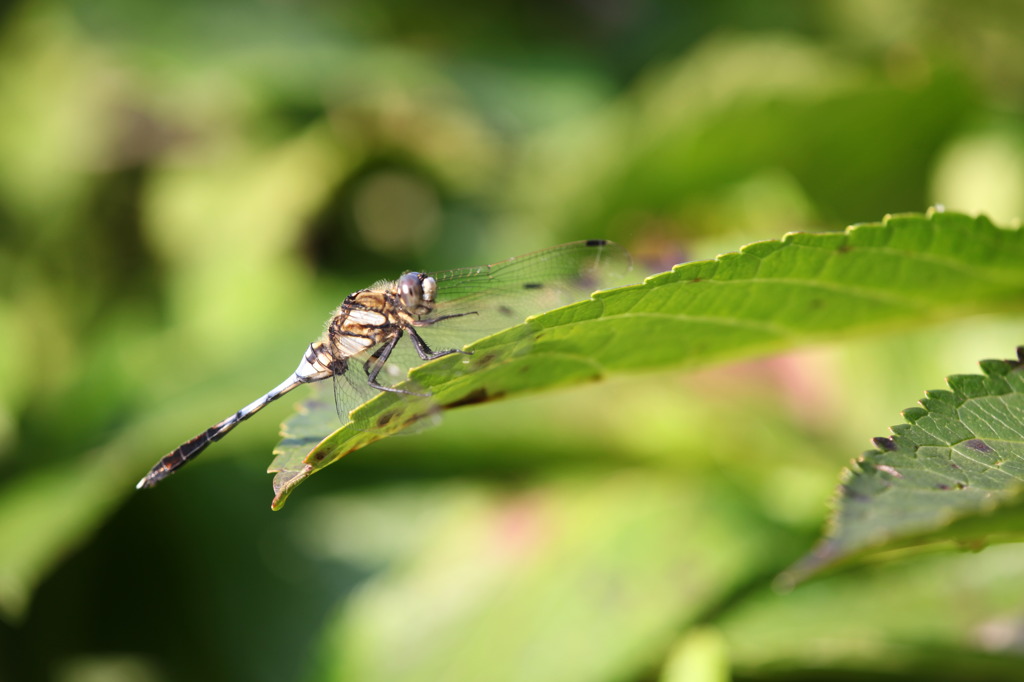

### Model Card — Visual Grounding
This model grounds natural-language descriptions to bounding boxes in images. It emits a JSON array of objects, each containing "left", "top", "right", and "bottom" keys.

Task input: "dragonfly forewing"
[{"left": 412, "top": 239, "right": 630, "bottom": 348}]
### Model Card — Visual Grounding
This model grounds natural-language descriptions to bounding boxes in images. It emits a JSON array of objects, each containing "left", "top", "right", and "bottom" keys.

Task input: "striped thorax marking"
[{"left": 329, "top": 289, "right": 404, "bottom": 358}]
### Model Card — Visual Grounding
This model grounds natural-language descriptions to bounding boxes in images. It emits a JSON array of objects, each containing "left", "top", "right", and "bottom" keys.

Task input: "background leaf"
[
  {"left": 272, "top": 211, "right": 1024, "bottom": 507},
  {"left": 784, "top": 348, "right": 1024, "bottom": 583}
]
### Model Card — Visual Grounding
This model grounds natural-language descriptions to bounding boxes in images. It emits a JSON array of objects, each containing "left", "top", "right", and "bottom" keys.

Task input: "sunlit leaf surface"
[{"left": 272, "top": 211, "right": 1024, "bottom": 508}]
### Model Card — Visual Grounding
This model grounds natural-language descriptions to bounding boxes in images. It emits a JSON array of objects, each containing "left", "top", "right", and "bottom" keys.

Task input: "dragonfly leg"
[
  {"left": 407, "top": 326, "right": 472, "bottom": 361},
  {"left": 415, "top": 311, "right": 478, "bottom": 326},
  {"left": 364, "top": 332, "right": 428, "bottom": 396}
]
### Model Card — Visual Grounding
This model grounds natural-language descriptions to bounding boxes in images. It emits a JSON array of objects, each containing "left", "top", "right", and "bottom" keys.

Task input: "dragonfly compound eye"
[{"left": 398, "top": 272, "right": 424, "bottom": 310}]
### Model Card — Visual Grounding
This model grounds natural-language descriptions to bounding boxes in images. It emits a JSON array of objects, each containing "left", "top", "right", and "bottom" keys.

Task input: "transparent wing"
[
  {"left": 330, "top": 335, "right": 440, "bottom": 432},
  {"left": 328, "top": 240, "right": 629, "bottom": 426},
  {"left": 422, "top": 239, "right": 630, "bottom": 340}
]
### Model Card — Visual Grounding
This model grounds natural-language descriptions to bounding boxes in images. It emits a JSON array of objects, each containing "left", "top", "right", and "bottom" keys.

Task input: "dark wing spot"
[
  {"left": 522, "top": 282, "right": 544, "bottom": 290},
  {"left": 585, "top": 239, "right": 609, "bottom": 247},
  {"left": 873, "top": 437, "right": 898, "bottom": 452},
  {"left": 964, "top": 439, "right": 994, "bottom": 453}
]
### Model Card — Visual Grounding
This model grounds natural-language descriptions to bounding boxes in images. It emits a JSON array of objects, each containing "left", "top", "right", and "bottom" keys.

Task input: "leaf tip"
[{"left": 270, "top": 463, "right": 314, "bottom": 510}]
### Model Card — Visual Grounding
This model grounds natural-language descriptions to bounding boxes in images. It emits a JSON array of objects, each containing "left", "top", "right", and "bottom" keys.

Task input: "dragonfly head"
[{"left": 398, "top": 272, "right": 437, "bottom": 314}]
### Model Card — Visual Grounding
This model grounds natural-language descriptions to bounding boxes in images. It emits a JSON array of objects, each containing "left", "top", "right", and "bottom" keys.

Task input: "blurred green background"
[{"left": 2, "top": 0, "right": 1024, "bottom": 680}]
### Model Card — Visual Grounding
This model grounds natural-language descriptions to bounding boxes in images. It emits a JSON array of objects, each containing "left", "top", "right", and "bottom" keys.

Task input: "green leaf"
[
  {"left": 271, "top": 211, "right": 1024, "bottom": 508},
  {"left": 782, "top": 348, "right": 1024, "bottom": 584}
]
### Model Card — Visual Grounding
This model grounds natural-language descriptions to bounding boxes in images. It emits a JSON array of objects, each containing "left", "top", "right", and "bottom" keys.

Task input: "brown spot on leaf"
[
  {"left": 397, "top": 411, "right": 433, "bottom": 430},
  {"left": 473, "top": 353, "right": 497, "bottom": 368},
  {"left": 873, "top": 437, "right": 898, "bottom": 452},
  {"left": 964, "top": 439, "right": 994, "bottom": 454},
  {"left": 445, "top": 388, "right": 504, "bottom": 408}
]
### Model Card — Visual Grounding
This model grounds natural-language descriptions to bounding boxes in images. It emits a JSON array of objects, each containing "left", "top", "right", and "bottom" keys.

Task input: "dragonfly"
[{"left": 136, "top": 239, "right": 629, "bottom": 489}]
